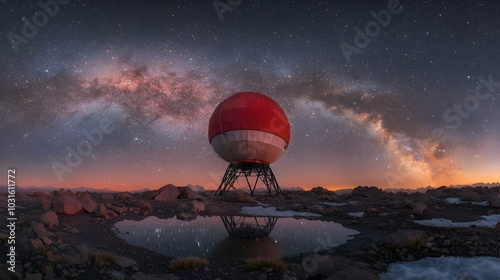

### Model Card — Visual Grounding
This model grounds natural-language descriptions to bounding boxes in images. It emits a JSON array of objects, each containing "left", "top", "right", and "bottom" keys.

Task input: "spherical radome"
[{"left": 208, "top": 92, "right": 291, "bottom": 164}]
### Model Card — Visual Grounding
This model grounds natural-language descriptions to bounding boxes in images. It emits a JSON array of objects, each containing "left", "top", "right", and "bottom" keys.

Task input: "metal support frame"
[
  {"left": 220, "top": 216, "right": 278, "bottom": 239},
  {"left": 214, "top": 162, "right": 282, "bottom": 196}
]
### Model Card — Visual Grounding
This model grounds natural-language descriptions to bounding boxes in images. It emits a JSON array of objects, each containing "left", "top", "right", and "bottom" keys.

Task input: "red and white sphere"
[{"left": 208, "top": 92, "right": 291, "bottom": 164}]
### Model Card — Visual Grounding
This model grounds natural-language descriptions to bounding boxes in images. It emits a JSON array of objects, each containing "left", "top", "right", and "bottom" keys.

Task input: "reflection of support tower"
[
  {"left": 214, "top": 162, "right": 282, "bottom": 196},
  {"left": 211, "top": 215, "right": 282, "bottom": 260},
  {"left": 220, "top": 216, "right": 278, "bottom": 239}
]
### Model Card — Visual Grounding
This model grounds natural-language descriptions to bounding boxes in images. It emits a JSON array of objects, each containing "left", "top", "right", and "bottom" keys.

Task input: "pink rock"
[
  {"left": 178, "top": 187, "right": 200, "bottom": 200},
  {"left": 79, "top": 194, "right": 97, "bottom": 213},
  {"left": 221, "top": 191, "right": 257, "bottom": 203},
  {"left": 52, "top": 195, "right": 83, "bottom": 215},
  {"left": 153, "top": 184, "right": 180, "bottom": 201},
  {"left": 40, "top": 210, "right": 59, "bottom": 228}
]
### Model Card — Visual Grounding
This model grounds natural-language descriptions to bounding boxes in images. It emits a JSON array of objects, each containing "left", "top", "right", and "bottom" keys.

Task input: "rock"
[
  {"left": 74, "top": 244, "right": 91, "bottom": 262},
  {"left": 495, "top": 222, "right": 500, "bottom": 232},
  {"left": 114, "top": 255, "right": 137, "bottom": 268},
  {"left": 221, "top": 191, "right": 257, "bottom": 203},
  {"left": 41, "top": 236, "right": 54, "bottom": 246},
  {"left": 52, "top": 195, "right": 83, "bottom": 215},
  {"left": 351, "top": 186, "right": 383, "bottom": 198},
  {"left": 136, "top": 199, "right": 153, "bottom": 211},
  {"left": 326, "top": 266, "right": 379, "bottom": 280},
  {"left": 61, "top": 253, "right": 85, "bottom": 265},
  {"left": 96, "top": 203, "right": 109, "bottom": 218},
  {"left": 30, "top": 238, "right": 44, "bottom": 251},
  {"left": 79, "top": 194, "right": 97, "bottom": 213},
  {"left": 115, "top": 192, "right": 134, "bottom": 201},
  {"left": 133, "top": 272, "right": 180, "bottom": 280},
  {"left": 412, "top": 202, "right": 427, "bottom": 215},
  {"left": 176, "top": 213, "right": 198, "bottom": 221},
  {"left": 101, "top": 193, "right": 114, "bottom": 201},
  {"left": 40, "top": 210, "right": 59, "bottom": 229},
  {"left": 153, "top": 184, "right": 180, "bottom": 201},
  {"left": 490, "top": 197, "right": 500, "bottom": 208},
  {"left": 385, "top": 229, "right": 427, "bottom": 248},
  {"left": 311, "top": 186, "right": 331, "bottom": 195},
  {"left": 24, "top": 273, "right": 42, "bottom": 280},
  {"left": 30, "top": 221, "right": 54, "bottom": 239},
  {"left": 178, "top": 187, "right": 200, "bottom": 200},
  {"left": 180, "top": 200, "right": 206, "bottom": 212},
  {"left": 303, "top": 256, "right": 377, "bottom": 279},
  {"left": 282, "top": 270, "right": 298, "bottom": 280},
  {"left": 109, "top": 270, "right": 125, "bottom": 280},
  {"left": 40, "top": 197, "right": 52, "bottom": 212},
  {"left": 63, "top": 224, "right": 79, "bottom": 234}
]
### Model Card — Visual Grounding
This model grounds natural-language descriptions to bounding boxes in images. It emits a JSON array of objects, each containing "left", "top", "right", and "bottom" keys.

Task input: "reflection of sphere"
[
  {"left": 208, "top": 92, "right": 291, "bottom": 164},
  {"left": 210, "top": 236, "right": 283, "bottom": 261}
]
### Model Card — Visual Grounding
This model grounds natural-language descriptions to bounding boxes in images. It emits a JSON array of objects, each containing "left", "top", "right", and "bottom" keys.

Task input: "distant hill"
[
  {"left": 1, "top": 182, "right": 498, "bottom": 194},
  {"left": 184, "top": 184, "right": 206, "bottom": 192}
]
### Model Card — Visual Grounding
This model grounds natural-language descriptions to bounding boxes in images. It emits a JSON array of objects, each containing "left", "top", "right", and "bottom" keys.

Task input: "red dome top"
[{"left": 208, "top": 92, "right": 290, "bottom": 144}]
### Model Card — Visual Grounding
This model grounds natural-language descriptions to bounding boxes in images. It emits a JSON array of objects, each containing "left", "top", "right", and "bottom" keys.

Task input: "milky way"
[{"left": 0, "top": 0, "right": 499, "bottom": 190}]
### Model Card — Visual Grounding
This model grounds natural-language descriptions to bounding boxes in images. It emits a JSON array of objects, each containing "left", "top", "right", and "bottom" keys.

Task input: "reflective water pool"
[{"left": 112, "top": 216, "right": 359, "bottom": 260}]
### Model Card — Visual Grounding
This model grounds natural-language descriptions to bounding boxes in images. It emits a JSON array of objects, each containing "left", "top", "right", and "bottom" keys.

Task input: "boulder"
[
  {"left": 310, "top": 186, "right": 331, "bottom": 195},
  {"left": 114, "top": 255, "right": 137, "bottom": 268},
  {"left": 133, "top": 273, "right": 180, "bottom": 280},
  {"left": 221, "top": 190, "right": 257, "bottom": 203},
  {"left": 40, "top": 210, "right": 59, "bottom": 228},
  {"left": 495, "top": 222, "right": 500, "bottom": 232},
  {"left": 79, "top": 194, "right": 97, "bottom": 213},
  {"left": 96, "top": 203, "right": 109, "bottom": 218},
  {"left": 41, "top": 235, "right": 54, "bottom": 246},
  {"left": 52, "top": 195, "right": 83, "bottom": 215},
  {"left": 74, "top": 244, "right": 92, "bottom": 262},
  {"left": 178, "top": 187, "right": 200, "bottom": 200},
  {"left": 136, "top": 199, "right": 153, "bottom": 211},
  {"left": 490, "top": 197, "right": 500, "bottom": 208},
  {"left": 30, "top": 221, "right": 54, "bottom": 239},
  {"left": 385, "top": 229, "right": 427, "bottom": 248},
  {"left": 115, "top": 192, "right": 134, "bottom": 201},
  {"left": 153, "top": 184, "right": 180, "bottom": 201},
  {"left": 39, "top": 196, "right": 52, "bottom": 212},
  {"left": 180, "top": 200, "right": 205, "bottom": 213},
  {"left": 101, "top": 193, "right": 114, "bottom": 201},
  {"left": 302, "top": 256, "right": 378, "bottom": 279},
  {"left": 176, "top": 213, "right": 198, "bottom": 221},
  {"left": 30, "top": 238, "right": 44, "bottom": 251},
  {"left": 24, "top": 273, "right": 42, "bottom": 280},
  {"left": 412, "top": 202, "right": 427, "bottom": 215},
  {"left": 326, "top": 266, "right": 379, "bottom": 280},
  {"left": 351, "top": 186, "right": 383, "bottom": 198}
]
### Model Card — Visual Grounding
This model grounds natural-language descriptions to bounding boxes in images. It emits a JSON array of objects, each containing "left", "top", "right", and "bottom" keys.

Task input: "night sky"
[{"left": 1, "top": 0, "right": 499, "bottom": 191}]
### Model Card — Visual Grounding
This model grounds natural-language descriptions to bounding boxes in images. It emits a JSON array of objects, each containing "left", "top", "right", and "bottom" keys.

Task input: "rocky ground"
[{"left": 1, "top": 185, "right": 499, "bottom": 279}]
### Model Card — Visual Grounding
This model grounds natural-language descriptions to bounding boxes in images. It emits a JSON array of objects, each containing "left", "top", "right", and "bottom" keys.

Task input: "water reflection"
[
  {"left": 212, "top": 216, "right": 282, "bottom": 260},
  {"left": 221, "top": 216, "right": 277, "bottom": 239},
  {"left": 113, "top": 215, "right": 358, "bottom": 259}
]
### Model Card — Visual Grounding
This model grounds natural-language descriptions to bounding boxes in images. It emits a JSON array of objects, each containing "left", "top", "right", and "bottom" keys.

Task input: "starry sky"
[{"left": 1, "top": 0, "right": 499, "bottom": 191}]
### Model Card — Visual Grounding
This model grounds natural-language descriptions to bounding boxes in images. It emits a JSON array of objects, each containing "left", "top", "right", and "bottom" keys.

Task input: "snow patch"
[
  {"left": 444, "top": 197, "right": 489, "bottom": 206},
  {"left": 240, "top": 206, "right": 321, "bottom": 217},
  {"left": 444, "top": 197, "right": 463, "bottom": 204},
  {"left": 380, "top": 256, "right": 500, "bottom": 280},
  {"left": 320, "top": 202, "right": 347, "bottom": 207},
  {"left": 348, "top": 212, "right": 364, "bottom": 218},
  {"left": 413, "top": 214, "right": 500, "bottom": 228},
  {"left": 471, "top": 201, "right": 490, "bottom": 206}
]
